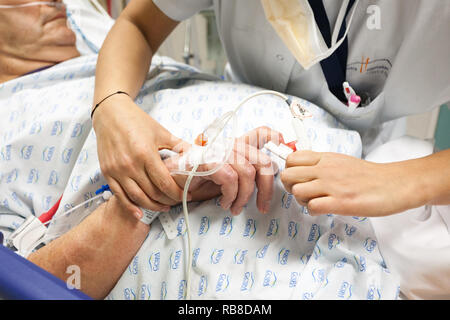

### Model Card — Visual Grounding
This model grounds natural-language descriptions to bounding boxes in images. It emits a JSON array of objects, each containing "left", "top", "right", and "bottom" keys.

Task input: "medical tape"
[{"left": 6, "top": 215, "right": 46, "bottom": 257}]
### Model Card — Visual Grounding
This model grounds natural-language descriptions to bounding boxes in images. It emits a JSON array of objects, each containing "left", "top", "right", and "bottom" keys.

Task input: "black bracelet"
[{"left": 91, "top": 91, "right": 130, "bottom": 119}]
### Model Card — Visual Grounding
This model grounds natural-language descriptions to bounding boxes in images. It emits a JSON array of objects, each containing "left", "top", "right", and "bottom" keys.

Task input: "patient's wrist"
[{"left": 102, "top": 195, "right": 151, "bottom": 233}]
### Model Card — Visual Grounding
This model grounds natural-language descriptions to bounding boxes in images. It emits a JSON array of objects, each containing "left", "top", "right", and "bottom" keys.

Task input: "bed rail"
[{"left": 0, "top": 245, "right": 91, "bottom": 300}]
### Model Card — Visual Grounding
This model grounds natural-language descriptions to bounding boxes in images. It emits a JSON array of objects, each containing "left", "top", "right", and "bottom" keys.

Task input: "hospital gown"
[{"left": 0, "top": 54, "right": 400, "bottom": 300}]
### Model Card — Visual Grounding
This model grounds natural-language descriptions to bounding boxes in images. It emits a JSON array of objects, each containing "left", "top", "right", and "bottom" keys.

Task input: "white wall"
[{"left": 406, "top": 108, "right": 440, "bottom": 141}]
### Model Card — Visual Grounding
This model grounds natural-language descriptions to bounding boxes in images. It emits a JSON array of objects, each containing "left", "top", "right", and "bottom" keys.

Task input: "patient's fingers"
[
  {"left": 233, "top": 141, "right": 274, "bottom": 172},
  {"left": 238, "top": 126, "right": 285, "bottom": 148},
  {"left": 189, "top": 181, "right": 222, "bottom": 202},
  {"left": 233, "top": 142, "right": 275, "bottom": 214},
  {"left": 204, "top": 164, "right": 239, "bottom": 210},
  {"left": 229, "top": 152, "right": 256, "bottom": 216},
  {"left": 231, "top": 127, "right": 283, "bottom": 215},
  {"left": 254, "top": 154, "right": 276, "bottom": 214}
]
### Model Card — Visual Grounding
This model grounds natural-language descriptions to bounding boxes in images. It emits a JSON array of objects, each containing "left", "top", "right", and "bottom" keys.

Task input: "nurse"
[{"left": 93, "top": 0, "right": 450, "bottom": 218}]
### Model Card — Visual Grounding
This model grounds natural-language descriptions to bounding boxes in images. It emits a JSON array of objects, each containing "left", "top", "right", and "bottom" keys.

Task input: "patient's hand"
[{"left": 165, "top": 127, "right": 284, "bottom": 215}]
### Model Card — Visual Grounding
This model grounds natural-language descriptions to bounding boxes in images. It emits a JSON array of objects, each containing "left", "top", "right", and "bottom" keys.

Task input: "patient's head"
[{"left": 0, "top": 0, "right": 80, "bottom": 83}]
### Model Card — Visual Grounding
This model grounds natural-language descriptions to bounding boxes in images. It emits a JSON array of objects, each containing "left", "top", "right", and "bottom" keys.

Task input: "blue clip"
[{"left": 95, "top": 184, "right": 110, "bottom": 195}]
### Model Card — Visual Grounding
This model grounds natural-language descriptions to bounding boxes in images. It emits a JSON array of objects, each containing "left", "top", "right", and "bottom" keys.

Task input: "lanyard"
[{"left": 308, "top": 0, "right": 356, "bottom": 102}]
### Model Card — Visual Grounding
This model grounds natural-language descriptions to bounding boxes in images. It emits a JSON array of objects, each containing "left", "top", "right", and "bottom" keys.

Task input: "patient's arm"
[
  {"left": 25, "top": 175, "right": 223, "bottom": 300},
  {"left": 24, "top": 163, "right": 235, "bottom": 300},
  {"left": 26, "top": 127, "right": 280, "bottom": 299},
  {"left": 28, "top": 196, "right": 149, "bottom": 300}
]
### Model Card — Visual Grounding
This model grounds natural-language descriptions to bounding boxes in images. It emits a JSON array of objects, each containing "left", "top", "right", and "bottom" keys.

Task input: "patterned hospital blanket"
[{"left": 0, "top": 54, "right": 399, "bottom": 300}]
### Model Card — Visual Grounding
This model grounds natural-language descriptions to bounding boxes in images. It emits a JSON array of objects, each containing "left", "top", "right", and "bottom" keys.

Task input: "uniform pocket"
[{"left": 317, "top": 82, "right": 386, "bottom": 132}]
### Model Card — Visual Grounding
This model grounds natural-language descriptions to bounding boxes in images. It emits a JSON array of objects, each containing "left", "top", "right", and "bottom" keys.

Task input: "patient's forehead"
[
  {"left": 0, "top": 1, "right": 62, "bottom": 5},
  {"left": 0, "top": 1, "right": 26, "bottom": 4},
  {"left": 0, "top": 1, "right": 37, "bottom": 4}
]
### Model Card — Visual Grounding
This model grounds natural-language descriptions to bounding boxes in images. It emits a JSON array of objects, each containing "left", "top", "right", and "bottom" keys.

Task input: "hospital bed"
[
  {"left": 0, "top": 244, "right": 91, "bottom": 299},
  {"left": 0, "top": 0, "right": 448, "bottom": 300}
]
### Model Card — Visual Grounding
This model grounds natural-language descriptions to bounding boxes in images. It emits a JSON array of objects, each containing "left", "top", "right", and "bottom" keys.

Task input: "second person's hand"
[
  {"left": 280, "top": 150, "right": 429, "bottom": 217},
  {"left": 92, "top": 93, "right": 190, "bottom": 220}
]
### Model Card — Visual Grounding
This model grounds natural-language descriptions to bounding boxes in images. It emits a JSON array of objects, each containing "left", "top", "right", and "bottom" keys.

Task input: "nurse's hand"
[
  {"left": 281, "top": 151, "right": 424, "bottom": 217},
  {"left": 92, "top": 94, "right": 188, "bottom": 219}
]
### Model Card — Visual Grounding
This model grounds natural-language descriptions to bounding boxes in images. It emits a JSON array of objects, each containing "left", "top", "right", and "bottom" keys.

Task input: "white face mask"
[{"left": 261, "top": 0, "right": 359, "bottom": 70}]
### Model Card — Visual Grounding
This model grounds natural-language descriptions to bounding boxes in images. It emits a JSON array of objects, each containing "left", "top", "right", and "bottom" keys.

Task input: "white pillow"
[{"left": 63, "top": 0, "right": 115, "bottom": 55}]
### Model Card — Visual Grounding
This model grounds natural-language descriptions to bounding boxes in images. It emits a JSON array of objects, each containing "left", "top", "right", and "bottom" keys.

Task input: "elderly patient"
[
  {"left": 0, "top": 0, "right": 79, "bottom": 83},
  {"left": 0, "top": 0, "right": 149, "bottom": 299},
  {"left": 0, "top": 1, "right": 281, "bottom": 299}
]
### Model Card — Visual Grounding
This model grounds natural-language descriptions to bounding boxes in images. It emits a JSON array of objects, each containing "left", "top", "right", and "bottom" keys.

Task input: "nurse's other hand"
[
  {"left": 281, "top": 151, "right": 419, "bottom": 217},
  {"left": 92, "top": 94, "right": 189, "bottom": 219}
]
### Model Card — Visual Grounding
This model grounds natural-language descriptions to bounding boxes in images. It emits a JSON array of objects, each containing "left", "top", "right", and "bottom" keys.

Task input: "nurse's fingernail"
[
  {"left": 261, "top": 205, "right": 269, "bottom": 214},
  {"left": 265, "top": 201, "right": 272, "bottom": 213},
  {"left": 134, "top": 210, "right": 143, "bottom": 220},
  {"left": 221, "top": 200, "right": 232, "bottom": 210}
]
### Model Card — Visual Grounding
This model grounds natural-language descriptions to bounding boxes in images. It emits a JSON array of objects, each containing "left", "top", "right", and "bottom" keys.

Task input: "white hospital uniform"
[
  {"left": 154, "top": 0, "right": 450, "bottom": 147},
  {"left": 152, "top": 0, "right": 450, "bottom": 299}
]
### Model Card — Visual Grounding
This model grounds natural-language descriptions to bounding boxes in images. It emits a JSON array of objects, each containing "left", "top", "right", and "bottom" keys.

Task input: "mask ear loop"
[
  {"left": 331, "top": 0, "right": 359, "bottom": 45},
  {"left": 306, "top": 0, "right": 359, "bottom": 67}
]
